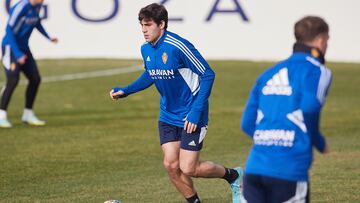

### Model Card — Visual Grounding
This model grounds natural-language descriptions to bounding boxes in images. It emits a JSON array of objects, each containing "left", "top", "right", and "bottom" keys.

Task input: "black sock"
[
  {"left": 222, "top": 167, "right": 239, "bottom": 184},
  {"left": 186, "top": 193, "right": 201, "bottom": 203}
]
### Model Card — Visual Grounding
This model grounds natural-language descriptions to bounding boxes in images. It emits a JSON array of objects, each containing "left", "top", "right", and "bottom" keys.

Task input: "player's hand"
[
  {"left": 17, "top": 55, "right": 27, "bottom": 65},
  {"left": 51, "top": 38, "right": 58, "bottom": 44},
  {"left": 184, "top": 120, "right": 197, "bottom": 133},
  {"left": 323, "top": 144, "right": 330, "bottom": 154},
  {"left": 109, "top": 89, "right": 125, "bottom": 101}
]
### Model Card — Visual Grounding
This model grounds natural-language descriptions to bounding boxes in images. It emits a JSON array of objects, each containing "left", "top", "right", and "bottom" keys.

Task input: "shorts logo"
[
  {"left": 188, "top": 140, "right": 196, "bottom": 146},
  {"left": 162, "top": 52, "right": 168, "bottom": 64}
]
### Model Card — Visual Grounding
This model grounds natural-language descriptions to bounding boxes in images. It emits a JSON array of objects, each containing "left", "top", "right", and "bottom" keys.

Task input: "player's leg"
[
  {"left": 20, "top": 53, "right": 45, "bottom": 126},
  {"left": 179, "top": 150, "right": 226, "bottom": 178},
  {"left": 159, "top": 121, "right": 199, "bottom": 202},
  {"left": 179, "top": 126, "right": 244, "bottom": 202},
  {"left": 243, "top": 173, "right": 266, "bottom": 203},
  {"left": 0, "top": 45, "right": 20, "bottom": 128},
  {"left": 162, "top": 142, "right": 198, "bottom": 199}
]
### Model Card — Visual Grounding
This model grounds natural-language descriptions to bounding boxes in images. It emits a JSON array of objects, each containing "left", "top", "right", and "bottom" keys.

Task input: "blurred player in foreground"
[{"left": 241, "top": 16, "right": 332, "bottom": 203}]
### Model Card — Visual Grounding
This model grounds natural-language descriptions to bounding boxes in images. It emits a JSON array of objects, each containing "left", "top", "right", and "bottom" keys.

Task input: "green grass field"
[{"left": 0, "top": 59, "right": 359, "bottom": 203}]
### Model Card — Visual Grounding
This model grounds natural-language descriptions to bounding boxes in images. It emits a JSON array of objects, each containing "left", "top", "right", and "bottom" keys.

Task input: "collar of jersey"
[
  {"left": 151, "top": 30, "right": 168, "bottom": 49},
  {"left": 293, "top": 42, "right": 325, "bottom": 64}
]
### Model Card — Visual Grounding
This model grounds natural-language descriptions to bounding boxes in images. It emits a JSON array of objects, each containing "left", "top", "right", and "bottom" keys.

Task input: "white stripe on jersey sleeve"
[
  {"left": 317, "top": 66, "right": 331, "bottom": 104},
  {"left": 9, "top": 0, "right": 27, "bottom": 27},
  {"left": 166, "top": 34, "right": 206, "bottom": 72},
  {"left": 166, "top": 34, "right": 206, "bottom": 73},
  {"left": 13, "top": 16, "right": 26, "bottom": 34},
  {"left": 306, "top": 57, "right": 332, "bottom": 104},
  {"left": 164, "top": 39, "right": 204, "bottom": 74},
  {"left": 178, "top": 68, "right": 200, "bottom": 95}
]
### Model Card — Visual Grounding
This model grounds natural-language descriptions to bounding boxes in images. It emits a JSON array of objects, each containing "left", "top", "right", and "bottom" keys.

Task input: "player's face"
[
  {"left": 29, "top": 0, "right": 44, "bottom": 6},
  {"left": 140, "top": 19, "right": 165, "bottom": 43},
  {"left": 319, "top": 33, "right": 329, "bottom": 55}
]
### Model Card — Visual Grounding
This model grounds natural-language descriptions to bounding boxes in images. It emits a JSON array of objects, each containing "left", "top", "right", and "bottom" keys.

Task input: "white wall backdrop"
[{"left": 1, "top": 0, "right": 359, "bottom": 62}]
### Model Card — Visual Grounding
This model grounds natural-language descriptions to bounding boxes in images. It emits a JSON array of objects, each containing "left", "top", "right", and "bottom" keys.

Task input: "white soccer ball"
[{"left": 104, "top": 200, "right": 121, "bottom": 203}]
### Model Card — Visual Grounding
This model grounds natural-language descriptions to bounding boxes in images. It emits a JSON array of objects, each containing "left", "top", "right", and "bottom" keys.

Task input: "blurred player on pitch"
[{"left": 0, "top": 0, "right": 58, "bottom": 128}]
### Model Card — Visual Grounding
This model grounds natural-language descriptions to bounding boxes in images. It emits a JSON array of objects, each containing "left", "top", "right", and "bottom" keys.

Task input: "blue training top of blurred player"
[
  {"left": 2, "top": 0, "right": 50, "bottom": 60},
  {"left": 241, "top": 44, "right": 332, "bottom": 181},
  {"left": 117, "top": 30, "right": 215, "bottom": 128}
]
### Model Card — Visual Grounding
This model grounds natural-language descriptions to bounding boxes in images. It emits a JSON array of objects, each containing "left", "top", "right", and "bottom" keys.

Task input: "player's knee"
[
  {"left": 30, "top": 75, "right": 41, "bottom": 86},
  {"left": 180, "top": 165, "right": 198, "bottom": 177},
  {"left": 6, "top": 75, "right": 20, "bottom": 89},
  {"left": 163, "top": 160, "right": 179, "bottom": 173}
]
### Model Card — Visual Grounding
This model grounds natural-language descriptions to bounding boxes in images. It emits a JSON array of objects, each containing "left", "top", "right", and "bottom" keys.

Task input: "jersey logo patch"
[
  {"left": 262, "top": 68, "right": 292, "bottom": 96},
  {"left": 10, "top": 63, "right": 16, "bottom": 71},
  {"left": 256, "top": 109, "right": 264, "bottom": 124},
  {"left": 146, "top": 56, "right": 151, "bottom": 62},
  {"left": 311, "top": 48, "right": 320, "bottom": 58},
  {"left": 254, "top": 129, "right": 295, "bottom": 147},
  {"left": 287, "top": 109, "right": 307, "bottom": 133},
  {"left": 162, "top": 52, "right": 168, "bottom": 64}
]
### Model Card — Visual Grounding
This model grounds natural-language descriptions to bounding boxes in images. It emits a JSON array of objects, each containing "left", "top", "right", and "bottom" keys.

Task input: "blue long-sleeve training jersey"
[
  {"left": 2, "top": 0, "right": 50, "bottom": 60},
  {"left": 241, "top": 44, "right": 332, "bottom": 181},
  {"left": 119, "top": 30, "right": 215, "bottom": 127}
]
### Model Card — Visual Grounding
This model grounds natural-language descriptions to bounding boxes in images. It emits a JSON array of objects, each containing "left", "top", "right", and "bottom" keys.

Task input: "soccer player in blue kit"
[
  {"left": 110, "top": 3, "right": 244, "bottom": 203},
  {"left": 0, "top": 0, "right": 58, "bottom": 128},
  {"left": 241, "top": 16, "right": 332, "bottom": 203}
]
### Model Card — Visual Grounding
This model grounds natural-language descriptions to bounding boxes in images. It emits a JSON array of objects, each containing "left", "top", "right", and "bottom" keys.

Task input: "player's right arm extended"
[
  {"left": 35, "top": 21, "right": 51, "bottom": 40},
  {"left": 119, "top": 70, "right": 154, "bottom": 97}
]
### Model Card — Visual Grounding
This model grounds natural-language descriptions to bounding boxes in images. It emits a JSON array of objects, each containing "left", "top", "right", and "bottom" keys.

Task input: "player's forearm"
[
  {"left": 301, "top": 93, "right": 327, "bottom": 152},
  {"left": 303, "top": 111, "right": 326, "bottom": 153},
  {"left": 36, "top": 22, "right": 51, "bottom": 40},
  {"left": 122, "top": 71, "right": 153, "bottom": 96}
]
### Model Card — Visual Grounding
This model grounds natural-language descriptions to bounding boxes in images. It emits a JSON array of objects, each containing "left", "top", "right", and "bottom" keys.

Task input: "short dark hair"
[
  {"left": 294, "top": 16, "right": 329, "bottom": 43},
  {"left": 138, "top": 3, "right": 168, "bottom": 30}
]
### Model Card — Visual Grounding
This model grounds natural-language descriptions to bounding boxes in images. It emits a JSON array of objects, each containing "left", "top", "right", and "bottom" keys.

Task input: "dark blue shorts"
[
  {"left": 158, "top": 121, "right": 207, "bottom": 151},
  {"left": 243, "top": 174, "right": 309, "bottom": 203}
]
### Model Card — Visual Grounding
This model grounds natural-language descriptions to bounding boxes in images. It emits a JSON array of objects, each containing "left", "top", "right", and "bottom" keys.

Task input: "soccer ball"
[{"left": 104, "top": 200, "right": 121, "bottom": 203}]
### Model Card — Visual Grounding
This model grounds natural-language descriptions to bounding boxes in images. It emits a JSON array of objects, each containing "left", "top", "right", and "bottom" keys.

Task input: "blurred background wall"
[{"left": 1, "top": 0, "right": 359, "bottom": 62}]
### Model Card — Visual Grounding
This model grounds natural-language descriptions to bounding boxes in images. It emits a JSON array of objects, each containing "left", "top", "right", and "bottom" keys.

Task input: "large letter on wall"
[
  {"left": 159, "top": 0, "right": 183, "bottom": 22},
  {"left": 72, "top": 0, "right": 119, "bottom": 23},
  {"left": 206, "top": 0, "right": 249, "bottom": 22}
]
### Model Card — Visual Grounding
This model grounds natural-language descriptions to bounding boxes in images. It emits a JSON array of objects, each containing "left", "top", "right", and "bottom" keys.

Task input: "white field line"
[{"left": 0, "top": 64, "right": 143, "bottom": 86}]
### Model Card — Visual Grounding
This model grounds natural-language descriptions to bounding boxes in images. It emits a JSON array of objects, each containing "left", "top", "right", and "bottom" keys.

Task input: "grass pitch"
[{"left": 0, "top": 59, "right": 359, "bottom": 202}]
